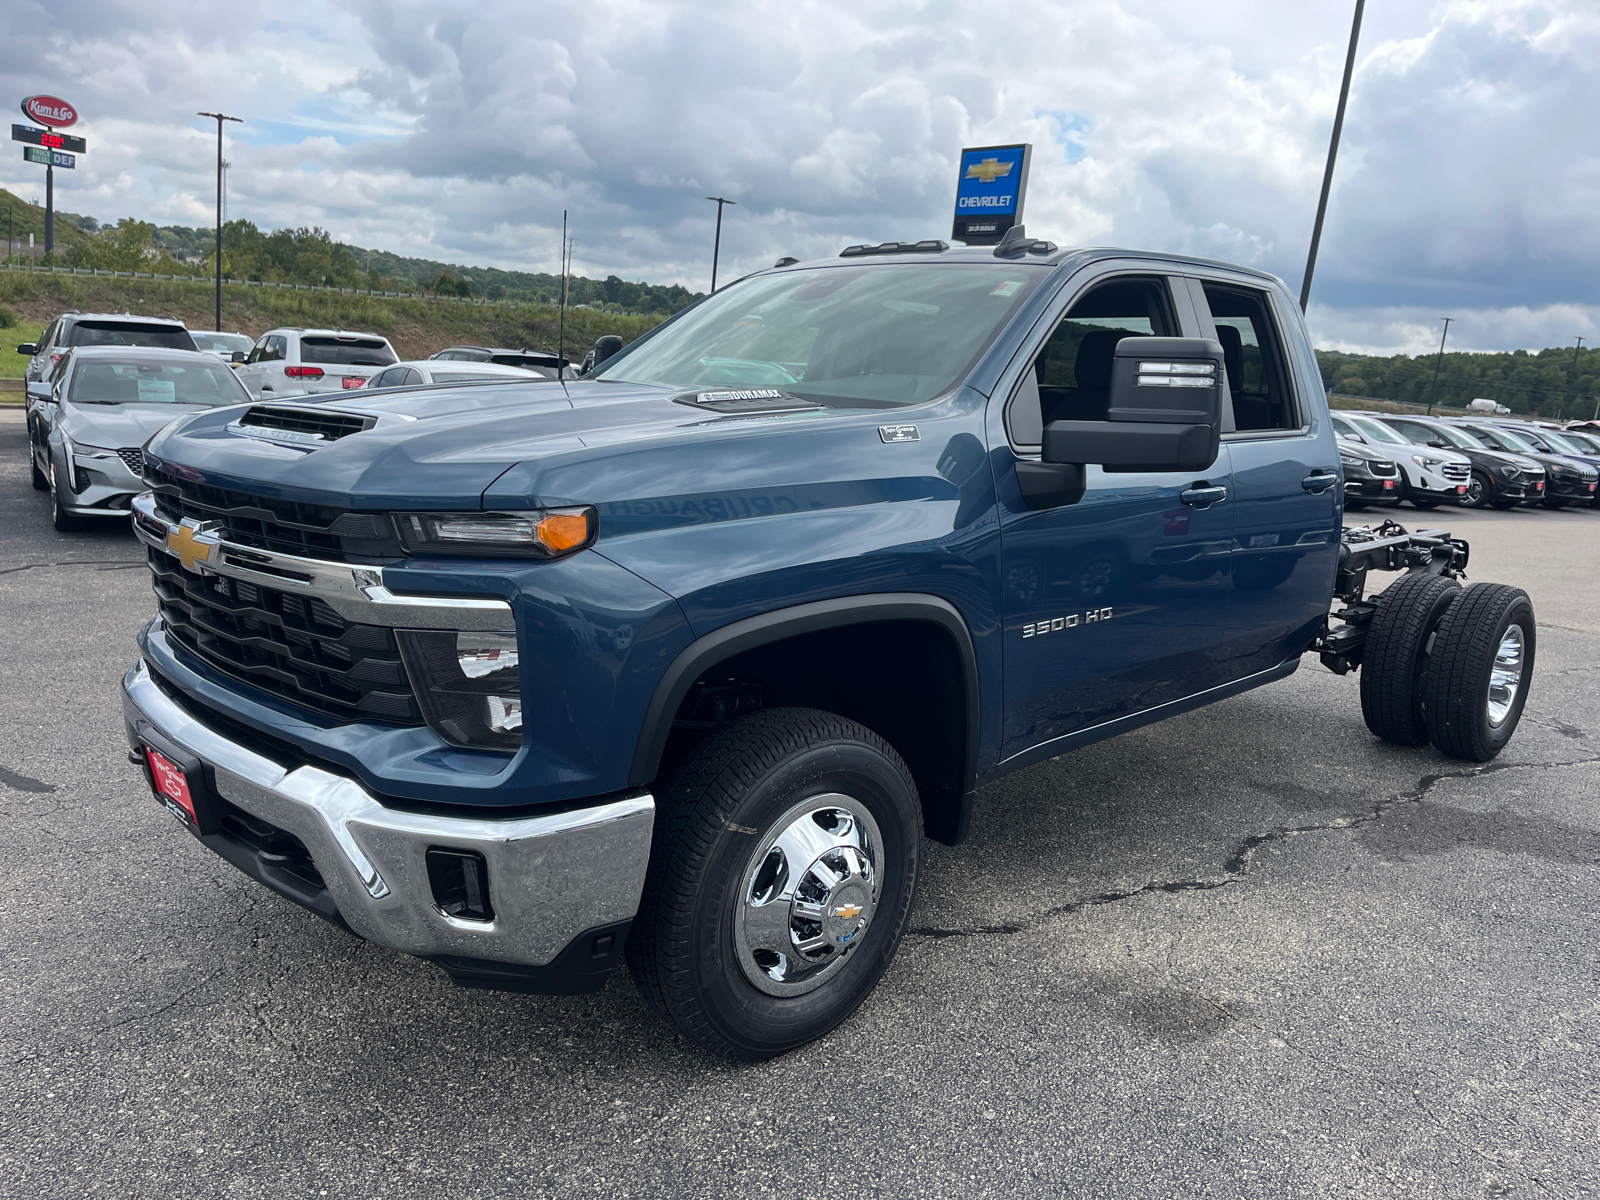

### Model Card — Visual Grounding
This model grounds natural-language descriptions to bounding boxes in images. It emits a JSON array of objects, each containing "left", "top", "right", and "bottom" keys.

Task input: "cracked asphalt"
[{"left": 2, "top": 404, "right": 1597, "bottom": 1199}]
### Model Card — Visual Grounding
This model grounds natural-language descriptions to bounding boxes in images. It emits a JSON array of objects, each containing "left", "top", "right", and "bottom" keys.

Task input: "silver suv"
[
  {"left": 234, "top": 327, "right": 398, "bottom": 400},
  {"left": 18, "top": 312, "right": 197, "bottom": 383}
]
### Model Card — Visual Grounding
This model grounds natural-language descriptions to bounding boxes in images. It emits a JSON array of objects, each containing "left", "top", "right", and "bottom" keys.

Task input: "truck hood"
[{"left": 141, "top": 379, "right": 922, "bottom": 512}]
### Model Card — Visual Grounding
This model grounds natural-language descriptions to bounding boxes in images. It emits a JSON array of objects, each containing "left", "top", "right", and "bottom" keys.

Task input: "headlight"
[
  {"left": 396, "top": 630, "right": 522, "bottom": 750},
  {"left": 1501, "top": 465, "right": 1520, "bottom": 479},
  {"left": 395, "top": 508, "right": 597, "bottom": 558},
  {"left": 1411, "top": 455, "right": 1444, "bottom": 469},
  {"left": 1339, "top": 454, "right": 1362, "bottom": 469}
]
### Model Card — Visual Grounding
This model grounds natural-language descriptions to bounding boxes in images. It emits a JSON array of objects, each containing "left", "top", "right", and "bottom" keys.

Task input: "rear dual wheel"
[
  {"left": 1360, "top": 574, "right": 1534, "bottom": 761},
  {"left": 627, "top": 707, "right": 921, "bottom": 1060}
]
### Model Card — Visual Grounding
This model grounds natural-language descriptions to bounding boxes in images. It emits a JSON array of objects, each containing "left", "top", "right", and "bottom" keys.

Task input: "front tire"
[
  {"left": 1463, "top": 472, "right": 1491, "bottom": 509},
  {"left": 626, "top": 707, "right": 922, "bottom": 1059},
  {"left": 1423, "top": 583, "right": 1535, "bottom": 761}
]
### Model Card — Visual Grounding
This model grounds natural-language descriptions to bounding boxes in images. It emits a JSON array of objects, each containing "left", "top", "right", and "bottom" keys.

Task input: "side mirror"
[
  {"left": 26, "top": 381, "right": 53, "bottom": 402},
  {"left": 17, "top": 343, "right": 37, "bottom": 356},
  {"left": 1426, "top": 439, "right": 1450, "bottom": 450},
  {"left": 231, "top": 350, "right": 247, "bottom": 363},
  {"left": 591, "top": 335, "right": 624, "bottom": 371},
  {"left": 1043, "top": 336, "right": 1223, "bottom": 475}
]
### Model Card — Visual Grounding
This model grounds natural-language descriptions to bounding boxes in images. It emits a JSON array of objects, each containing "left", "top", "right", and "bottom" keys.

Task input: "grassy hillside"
[{"left": 0, "top": 270, "right": 666, "bottom": 380}]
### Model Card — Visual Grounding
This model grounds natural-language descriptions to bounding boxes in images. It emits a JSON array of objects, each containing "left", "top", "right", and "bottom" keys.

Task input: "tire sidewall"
[
  {"left": 1464, "top": 473, "right": 1489, "bottom": 508},
  {"left": 687, "top": 742, "right": 920, "bottom": 1056}
]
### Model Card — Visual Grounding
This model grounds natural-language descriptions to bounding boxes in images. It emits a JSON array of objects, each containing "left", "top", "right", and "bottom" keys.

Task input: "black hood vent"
[
  {"left": 237, "top": 405, "right": 375, "bottom": 444},
  {"left": 672, "top": 389, "right": 823, "bottom": 415}
]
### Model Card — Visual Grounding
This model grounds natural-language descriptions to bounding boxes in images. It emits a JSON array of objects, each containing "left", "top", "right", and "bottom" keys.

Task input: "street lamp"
[
  {"left": 705, "top": 196, "right": 736, "bottom": 292},
  {"left": 1299, "top": 0, "right": 1366, "bottom": 313},
  {"left": 197, "top": 111, "right": 242, "bottom": 332},
  {"left": 1425, "top": 317, "right": 1453, "bottom": 416}
]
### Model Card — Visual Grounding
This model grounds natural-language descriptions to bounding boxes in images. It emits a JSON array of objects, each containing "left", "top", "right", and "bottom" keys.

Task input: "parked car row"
[
  {"left": 1333, "top": 409, "right": 1600, "bottom": 512},
  {"left": 16, "top": 312, "right": 583, "bottom": 532}
]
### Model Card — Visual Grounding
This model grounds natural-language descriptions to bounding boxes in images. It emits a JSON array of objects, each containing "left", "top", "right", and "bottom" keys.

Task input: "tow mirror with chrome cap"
[{"left": 1022, "top": 336, "right": 1224, "bottom": 511}]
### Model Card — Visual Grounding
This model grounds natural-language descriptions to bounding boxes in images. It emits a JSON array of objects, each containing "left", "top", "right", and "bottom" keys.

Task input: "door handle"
[
  {"left": 1179, "top": 484, "right": 1228, "bottom": 508},
  {"left": 1302, "top": 471, "right": 1337, "bottom": 494}
]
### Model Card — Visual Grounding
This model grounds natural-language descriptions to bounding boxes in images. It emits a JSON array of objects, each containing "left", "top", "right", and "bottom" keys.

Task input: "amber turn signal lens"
[{"left": 535, "top": 511, "right": 593, "bottom": 552}]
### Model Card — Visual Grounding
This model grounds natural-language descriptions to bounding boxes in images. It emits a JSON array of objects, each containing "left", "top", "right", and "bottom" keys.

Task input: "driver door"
[{"left": 993, "top": 270, "right": 1235, "bottom": 764}]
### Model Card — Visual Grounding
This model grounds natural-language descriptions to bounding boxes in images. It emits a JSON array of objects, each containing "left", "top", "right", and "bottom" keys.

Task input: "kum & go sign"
[{"left": 22, "top": 95, "right": 78, "bottom": 128}]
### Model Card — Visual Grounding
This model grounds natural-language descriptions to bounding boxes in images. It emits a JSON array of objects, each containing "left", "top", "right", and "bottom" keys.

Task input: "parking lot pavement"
[{"left": 2, "top": 401, "right": 1596, "bottom": 1199}]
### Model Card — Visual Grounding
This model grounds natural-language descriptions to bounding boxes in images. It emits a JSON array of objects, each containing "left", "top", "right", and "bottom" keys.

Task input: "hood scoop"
[
  {"left": 228, "top": 404, "right": 408, "bottom": 449},
  {"left": 672, "top": 388, "right": 823, "bottom": 416}
]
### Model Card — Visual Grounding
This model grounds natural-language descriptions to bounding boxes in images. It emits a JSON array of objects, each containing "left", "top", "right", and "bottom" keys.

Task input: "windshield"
[
  {"left": 69, "top": 360, "right": 250, "bottom": 406},
  {"left": 192, "top": 332, "right": 254, "bottom": 354},
  {"left": 1349, "top": 415, "right": 1409, "bottom": 446},
  {"left": 69, "top": 321, "right": 195, "bottom": 351},
  {"left": 594, "top": 263, "right": 1047, "bottom": 407},
  {"left": 1563, "top": 430, "right": 1600, "bottom": 452},
  {"left": 1474, "top": 425, "right": 1537, "bottom": 453},
  {"left": 1432, "top": 424, "right": 1485, "bottom": 449},
  {"left": 301, "top": 336, "right": 397, "bottom": 367},
  {"left": 1530, "top": 429, "right": 1579, "bottom": 454}
]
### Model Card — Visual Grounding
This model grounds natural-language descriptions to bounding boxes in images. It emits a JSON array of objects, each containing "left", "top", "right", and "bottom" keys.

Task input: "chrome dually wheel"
[
  {"left": 627, "top": 707, "right": 922, "bottom": 1059},
  {"left": 736, "top": 795, "right": 884, "bottom": 998},
  {"left": 1486, "top": 623, "right": 1526, "bottom": 727}
]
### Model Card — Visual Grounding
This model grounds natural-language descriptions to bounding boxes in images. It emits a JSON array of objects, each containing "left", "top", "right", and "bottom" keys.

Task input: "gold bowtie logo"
[
  {"left": 833, "top": 904, "right": 863, "bottom": 920},
  {"left": 964, "top": 157, "right": 1013, "bottom": 184},
  {"left": 167, "top": 523, "right": 218, "bottom": 572}
]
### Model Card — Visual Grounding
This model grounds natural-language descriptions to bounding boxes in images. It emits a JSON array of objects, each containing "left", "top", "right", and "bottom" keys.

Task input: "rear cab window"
[{"left": 1199, "top": 284, "right": 1299, "bottom": 433}]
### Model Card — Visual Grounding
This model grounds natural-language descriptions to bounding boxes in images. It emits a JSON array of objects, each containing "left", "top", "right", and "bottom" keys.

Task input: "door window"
[
  {"left": 1200, "top": 285, "right": 1298, "bottom": 433},
  {"left": 1006, "top": 276, "right": 1178, "bottom": 447},
  {"left": 245, "top": 336, "right": 269, "bottom": 365},
  {"left": 264, "top": 335, "right": 288, "bottom": 362}
]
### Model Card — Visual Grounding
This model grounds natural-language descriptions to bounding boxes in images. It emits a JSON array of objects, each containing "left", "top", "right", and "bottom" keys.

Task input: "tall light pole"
[
  {"left": 1564, "top": 335, "right": 1584, "bottom": 420},
  {"left": 197, "top": 112, "right": 241, "bottom": 332},
  {"left": 705, "top": 196, "right": 736, "bottom": 292},
  {"left": 1425, "top": 317, "right": 1453, "bottom": 415},
  {"left": 1299, "top": 0, "right": 1366, "bottom": 313}
]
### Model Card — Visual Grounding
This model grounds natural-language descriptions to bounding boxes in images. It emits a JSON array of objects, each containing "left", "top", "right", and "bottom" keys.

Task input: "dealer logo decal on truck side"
[{"left": 1022, "top": 608, "right": 1114, "bottom": 638}]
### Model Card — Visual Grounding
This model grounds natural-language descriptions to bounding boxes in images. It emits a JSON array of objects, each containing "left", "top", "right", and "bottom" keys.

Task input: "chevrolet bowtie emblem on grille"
[
  {"left": 833, "top": 904, "right": 863, "bottom": 920},
  {"left": 167, "top": 522, "right": 219, "bottom": 573},
  {"left": 964, "top": 157, "right": 1013, "bottom": 184}
]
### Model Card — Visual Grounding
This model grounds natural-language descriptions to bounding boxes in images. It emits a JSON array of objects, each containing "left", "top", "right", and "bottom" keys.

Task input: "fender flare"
[{"left": 627, "top": 593, "right": 982, "bottom": 796}]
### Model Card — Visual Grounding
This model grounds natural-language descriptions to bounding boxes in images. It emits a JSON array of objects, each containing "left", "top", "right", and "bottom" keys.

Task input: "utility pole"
[
  {"left": 1563, "top": 335, "right": 1584, "bottom": 421},
  {"left": 1425, "top": 317, "right": 1453, "bottom": 415},
  {"left": 1299, "top": 0, "right": 1366, "bottom": 313},
  {"left": 557, "top": 210, "right": 568, "bottom": 379},
  {"left": 197, "top": 111, "right": 242, "bottom": 332},
  {"left": 705, "top": 196, "right": 736, "bottom": 292}
]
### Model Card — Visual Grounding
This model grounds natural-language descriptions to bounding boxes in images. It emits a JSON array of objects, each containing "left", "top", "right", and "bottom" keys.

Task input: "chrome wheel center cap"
[
  {"left": 734, "top": 794, "right": 885, "bottom": 998},
  {"left": 821, "top": 878, "right": 874, "bottom": 948}
]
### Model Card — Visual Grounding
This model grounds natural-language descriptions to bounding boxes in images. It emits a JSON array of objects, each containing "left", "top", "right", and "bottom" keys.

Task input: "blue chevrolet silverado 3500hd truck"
[{"left": 121, "top": 232, "right": 1536, "bottom": 1058}]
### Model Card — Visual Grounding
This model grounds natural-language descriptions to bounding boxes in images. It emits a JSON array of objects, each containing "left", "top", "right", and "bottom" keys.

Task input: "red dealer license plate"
[{"left": 145, "top": 746, "right": 198, "bottom": 825}]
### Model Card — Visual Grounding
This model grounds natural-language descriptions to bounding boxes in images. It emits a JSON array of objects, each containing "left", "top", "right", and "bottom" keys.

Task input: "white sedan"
[{"left": 363, "top": 361, "right": 552, "bottom": 390}]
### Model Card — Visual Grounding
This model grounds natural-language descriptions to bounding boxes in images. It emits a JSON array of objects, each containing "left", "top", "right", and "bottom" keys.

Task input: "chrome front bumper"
[{"left": 121, "top": 659, "right": 655, "bottom": 972}]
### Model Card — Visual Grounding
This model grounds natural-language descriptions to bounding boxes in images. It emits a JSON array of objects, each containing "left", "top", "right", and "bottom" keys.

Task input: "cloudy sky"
[{"left": 1, "top": 0, "right": 1594, "bottom": 355}]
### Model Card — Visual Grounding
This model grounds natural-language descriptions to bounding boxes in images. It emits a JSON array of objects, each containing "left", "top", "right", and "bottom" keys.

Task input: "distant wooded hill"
[{"left": 0, "top": 188, "right": 702, "bottom": 316}]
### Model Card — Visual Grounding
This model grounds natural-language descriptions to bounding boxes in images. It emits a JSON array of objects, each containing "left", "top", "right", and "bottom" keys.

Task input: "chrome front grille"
[
  {"left": 1368, "top": 460, "right": 1398, "bottom": 477},
  {"left": 148, "top": 547, "right": 422, "bottom": 725},
  {"left": 144, "top": 465, "right": 404, "bottom": 563},
  {"left": 1440, "top": 462, "right": 1469, "bottom": 481}
]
